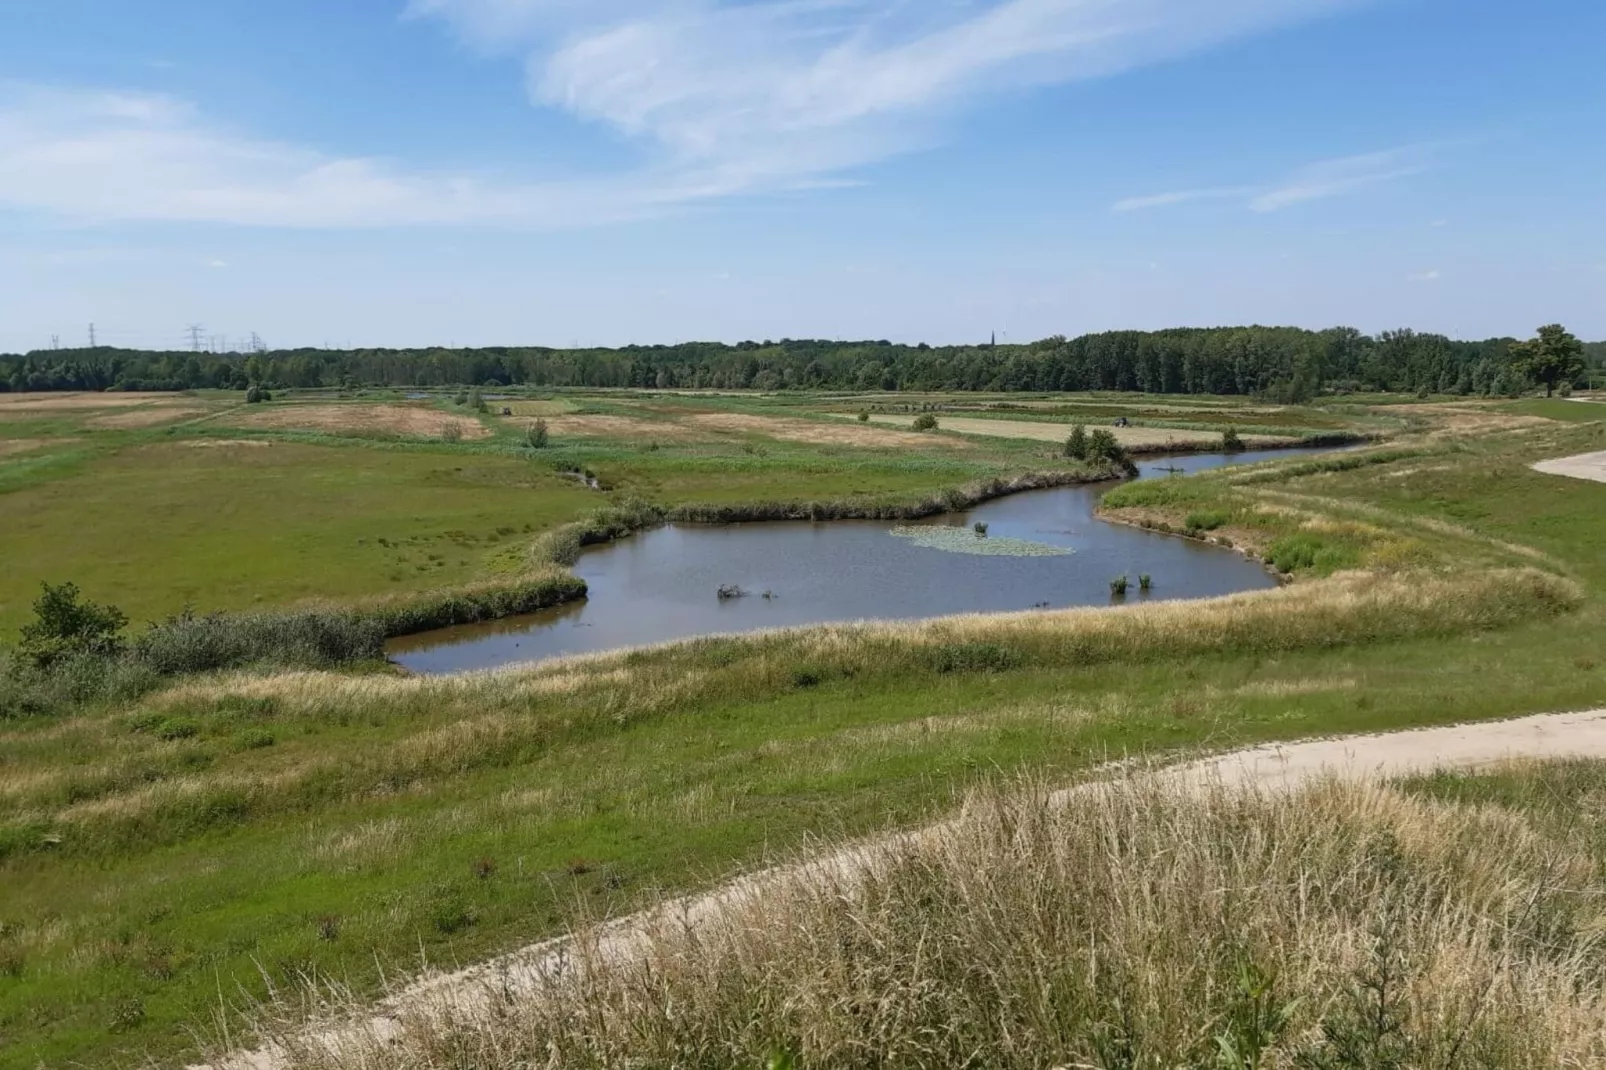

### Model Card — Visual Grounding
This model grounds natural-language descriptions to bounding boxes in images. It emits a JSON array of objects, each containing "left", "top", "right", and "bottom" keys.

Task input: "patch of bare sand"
[
  {"left": 1533, "top": 451, "right": 1606, "bottom": 484},
  {"left": 1392, "top": 403, "right": 1552, "bottom": 436},
  {"left": 0, "top": 438, "right": 73, "bottom": 457},
  {"left": 178, "top": 439, "right": 273, "bottom": 449},
  {"left": 230, "top": 404, "right": 492, "bottom": 440},
  {"left": 199, "top": 707, "right": 1606, "bottom": 1070},
  {"left": 0, "top": 392, "right": 182, "bottom": 411},
  {"left": 500, "top": 400, "right": 576, "bottom": 417},
  {"left": 694, "top": 412, "right": 972, "bottom": 448},
  {"left": 853, "top": 413, "right": 1289, "bottom": 451},
  {"left": 530, "top": 415, "right": 704, "bottom": 439},
  {"left": 88, "top": 405, "right": 208, "bottom": 429}
]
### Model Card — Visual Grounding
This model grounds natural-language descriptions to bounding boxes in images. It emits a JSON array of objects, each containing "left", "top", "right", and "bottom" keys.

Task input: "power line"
[
  {"left": 187, "top": 324, "right": 205, "bottom": 352},
  {"left": 88, "top": 322, "right": 97, "bottom": 348}
]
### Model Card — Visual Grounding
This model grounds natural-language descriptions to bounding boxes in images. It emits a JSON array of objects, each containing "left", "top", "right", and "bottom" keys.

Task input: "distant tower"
[
  {"left": 990, "top": 331, "right": 996, "bottom": 348},
  {"left": 88, "top": 323, "right": 97, "bottom": 348}
]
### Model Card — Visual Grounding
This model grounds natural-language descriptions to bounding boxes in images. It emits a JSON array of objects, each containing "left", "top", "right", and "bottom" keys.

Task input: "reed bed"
[{"left": 248, "top": 771, "right": 1606, "bottom": 1070}]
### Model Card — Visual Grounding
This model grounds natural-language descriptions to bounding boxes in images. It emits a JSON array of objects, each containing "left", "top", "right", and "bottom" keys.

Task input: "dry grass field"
[
  {"left": 850, "top": 411, "right": 1295, "bottom": 449},
  {"left": 227, "top": 403, "right": 493, "bottom": 440},
  {"left": 692, "top": 411, "right": 974, "bottom": 447}
]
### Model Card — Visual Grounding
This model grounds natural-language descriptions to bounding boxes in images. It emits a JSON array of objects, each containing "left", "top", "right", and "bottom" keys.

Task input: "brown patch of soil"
[
  {"left": 88, "top": 405, "right": 208, "bottom": 429},
  {"left": 693, "top": 412, "right": 972, "bottom": 448},
  {"left": 230, "top": 404, "right": 492, "bottom": 440},
  {"left": 0, "top": 392, "right": 184, "bottom": 411}
]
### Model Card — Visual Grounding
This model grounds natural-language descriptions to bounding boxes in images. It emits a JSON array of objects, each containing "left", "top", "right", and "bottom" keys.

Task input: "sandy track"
[
  {"left": 851, "top": 412, "right": 1292, "bottom": 449},
  {"left": 1534, "top": 450, "right": 1606, "bottom": 484},
  {"left": 200, "top": 707, "right": 1606, "bottom": 1070}
]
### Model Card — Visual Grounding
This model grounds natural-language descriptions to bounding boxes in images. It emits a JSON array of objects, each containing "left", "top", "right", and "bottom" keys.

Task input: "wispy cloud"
[
  {"left": 0, "top": 85, "right": 713, "bottom": 228},
  {"left": 1, "top": 0, "right": 1370, "bottom": 229},
  {"left": 1408, "top": 268, "right": 1441, "bottom": 282},
  {"left": 1115, "top": 146, "right": 1433, "bottom": 214},
  {"left": 1112, "top": 186, "right": 1255, "bottom": 212},
  {"left": 1249, "top": 147, "right": 1431, "bottom": 211}
]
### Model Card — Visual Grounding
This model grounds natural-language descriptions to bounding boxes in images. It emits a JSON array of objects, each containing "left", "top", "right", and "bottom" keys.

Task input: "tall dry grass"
[{"left": 247, "top": 772, "right": 1606, "bottom": 1070}]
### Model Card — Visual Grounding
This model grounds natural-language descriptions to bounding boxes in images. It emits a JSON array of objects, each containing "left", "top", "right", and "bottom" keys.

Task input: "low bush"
[
  {"left": 1185, "top": 509, "right": 1230, "bottom": 533},
  {"left": 131, "top": 609, "right": 385, "bottom": 676},
  {"left": 912, "top": 413, "right": 939, "bottom": 431},
  {"left": 927, "top": 642, "right": 1022, "bottom": 674},
  {"left": 1266, "top": 534, "right": 1362, "bottom": 576}
]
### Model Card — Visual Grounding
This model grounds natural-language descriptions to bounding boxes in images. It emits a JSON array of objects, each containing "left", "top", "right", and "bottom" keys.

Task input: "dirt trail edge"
[
  {"left": 1533, "top": 450, "right": 1606, "bottom": 484},
  {"left": 200, "top": 707, "right": 1606, "bottom": 1070}
]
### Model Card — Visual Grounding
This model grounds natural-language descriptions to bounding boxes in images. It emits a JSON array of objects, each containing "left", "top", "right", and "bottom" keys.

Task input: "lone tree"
[
  {"left": 18, "top": 581, "right": 127, "bottom": 668},
  {"left": 1510, "top": 324, "right": 1586, "bottom": 397}
]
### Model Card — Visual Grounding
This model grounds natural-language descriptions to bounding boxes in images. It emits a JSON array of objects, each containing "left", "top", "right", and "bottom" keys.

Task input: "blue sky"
[{"left": 0, "top": 0, "right": 1601, "bottom": 353}]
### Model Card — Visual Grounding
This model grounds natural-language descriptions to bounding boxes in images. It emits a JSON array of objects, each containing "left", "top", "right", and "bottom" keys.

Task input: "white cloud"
[
  {"left": 421, "top": 0, "right": 1364, "bottom": 183},
  {"left": 1113, "top": 146, "right": 1433, "bottom": 214},
  {"left": 0, "top": 85, "right": 715, "bottom": 228},
  {"left": 204, "top": 259, "right": 229, "bottom": 269},
  {"left": 1, "top": 0, "right": 1370, "bottom": 229},
  {"left": 1249, "top": 147, "right": 1430, "bottom": 211},
  {"left": 1112, "top": 186, "right": 1253, "bottom": 212},
  {"left": 1408, "top": 268, "right": 1441, "bottom": 282}
]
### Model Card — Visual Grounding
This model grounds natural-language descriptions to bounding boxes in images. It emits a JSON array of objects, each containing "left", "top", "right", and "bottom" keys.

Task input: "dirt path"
[
  {"left": 200, "top": 708, "right": 1606, "bottom": 1070},
  {"left": 1533, "top": 450, "right": 1606, "bottom": 484}
]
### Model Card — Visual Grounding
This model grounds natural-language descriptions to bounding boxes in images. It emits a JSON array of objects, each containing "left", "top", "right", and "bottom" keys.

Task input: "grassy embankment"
[
  {"left": 1, "top": 410, "right": 1603, "bottom": 1067},
  {"left": 260, "top": 759, "right": 1606, "bottom": 1069}
]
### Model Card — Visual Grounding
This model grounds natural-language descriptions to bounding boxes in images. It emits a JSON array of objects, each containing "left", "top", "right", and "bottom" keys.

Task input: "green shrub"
[
  {"left": 1222, "top": 426, "right": 1245, "bottom": 451},
  {"left": 131, "top": 608, "right": 385, "bottom": 675},
  {"left": 1266, "top": 534, "right": 1362, "bottom": 576},
  {"left": 912, "top": 413, "right": 939, "bottom": 431},
  {"left": 791, "top": 667, "right": 823, "bottom": 689},
  {"left": 857, "top": 410, "right": 870, "bottom": 422},
  {"left": 973, "top": 522, "right": 989, "bottom": 537},
  {"left": 1110, "top": 575, "right": 1129, "bottom": 597},
  {"left": 17, "top": 582, "right": 127, "bottom": 669},
  {"left": 154, "top": 717, "right": 200, "bottom": 742},
  {"left": 428, "top": 887, "right": 476, "bottom": 934},
  {"left": 1139, "top": 573, "right": 1152, "bottom": 592},
  {"left": 440, "top": 423, "right": 463, "bottom": 444},
  {"left": 527, "top": 418, "right": 550, "bottom": 449},
  {"left": 1186, "top": 510, "right": 1230, "bottom": 533},
  {"left": 928, "top": 642, "right": 1021, "bottom": 674},
  {"left": 1064, "top": 424, "right": 1089, "bottom": 459},
  {"left": 233, "top": 728, "right": 276, "bottom": 751}
]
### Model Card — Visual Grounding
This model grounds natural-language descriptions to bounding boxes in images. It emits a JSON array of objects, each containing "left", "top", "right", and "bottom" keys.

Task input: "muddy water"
[{"left": 389, "top": 449, "right": 1305, "bottom": 674}]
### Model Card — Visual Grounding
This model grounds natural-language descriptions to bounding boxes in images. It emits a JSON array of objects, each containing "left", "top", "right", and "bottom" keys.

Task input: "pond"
[{"left": 388, "top": 448, "right": 1307, "bottom": 674}]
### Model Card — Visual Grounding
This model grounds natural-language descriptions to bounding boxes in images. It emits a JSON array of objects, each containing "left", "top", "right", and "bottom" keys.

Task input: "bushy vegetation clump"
[{"left": 912, "top": 413, "right": 939, "bottom": 431}]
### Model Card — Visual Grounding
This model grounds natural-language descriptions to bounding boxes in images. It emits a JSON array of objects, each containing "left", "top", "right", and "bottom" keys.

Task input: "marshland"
[{"left": 2, "top": 333, "right": 1606, "bottom": 1069}]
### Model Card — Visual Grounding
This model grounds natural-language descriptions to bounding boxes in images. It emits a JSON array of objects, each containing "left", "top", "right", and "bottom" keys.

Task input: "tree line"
[{"left": 2, "top": 325, "right": 1598, "bottom": 398}]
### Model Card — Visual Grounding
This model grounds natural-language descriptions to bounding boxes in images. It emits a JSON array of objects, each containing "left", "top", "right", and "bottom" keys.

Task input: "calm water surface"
[{"left": 389, "top": 449, "right": 1308, "bottom": 674}]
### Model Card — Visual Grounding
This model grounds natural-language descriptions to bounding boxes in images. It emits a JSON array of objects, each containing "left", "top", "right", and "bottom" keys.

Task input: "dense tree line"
[{"left": 1, "top": 325, "right": 1598, "bottom": 398}]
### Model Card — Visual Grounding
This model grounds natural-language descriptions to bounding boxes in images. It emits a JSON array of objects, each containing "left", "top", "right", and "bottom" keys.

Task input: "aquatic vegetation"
[{"left": 889, "top": 526, "right": 1071, "bottom": 557}]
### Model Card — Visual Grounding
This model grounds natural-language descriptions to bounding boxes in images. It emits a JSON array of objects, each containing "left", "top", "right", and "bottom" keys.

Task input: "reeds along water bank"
[
  {"left": 159, "top": 567, "right": 1579, "bottom": 724},
  {"left": 246, "top": 770, "right": 1606, "bottom": 1070}
]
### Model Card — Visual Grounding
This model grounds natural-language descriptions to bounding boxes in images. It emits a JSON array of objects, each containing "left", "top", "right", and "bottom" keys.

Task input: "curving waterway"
[{"left": 389, "top": 448, "right": 1312, "bottom": 674}]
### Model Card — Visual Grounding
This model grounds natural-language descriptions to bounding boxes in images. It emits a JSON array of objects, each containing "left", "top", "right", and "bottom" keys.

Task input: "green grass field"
[{"left": 2, "top": 392, "right": 1604, "bottom": 1067}]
